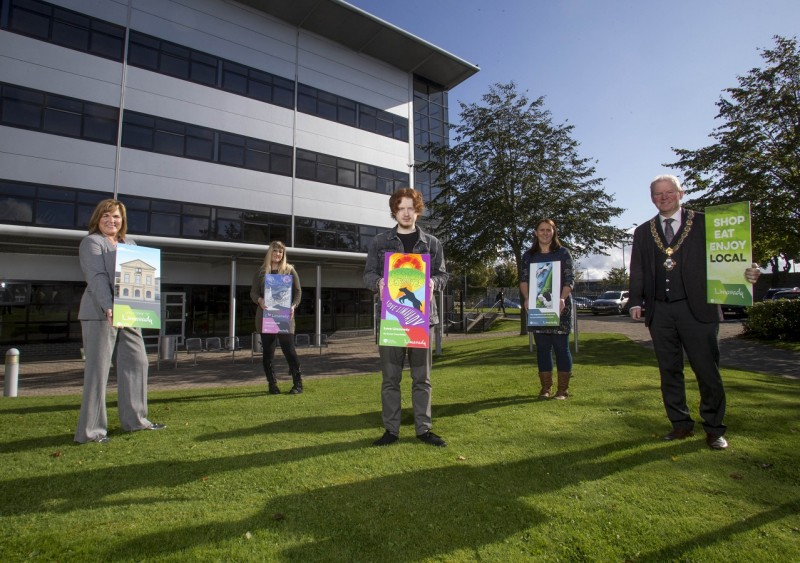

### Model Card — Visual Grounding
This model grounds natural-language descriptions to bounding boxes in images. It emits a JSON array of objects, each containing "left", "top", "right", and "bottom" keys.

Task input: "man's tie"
[{"left": 664, "top": 218, "right": 675, "bottom": 243}]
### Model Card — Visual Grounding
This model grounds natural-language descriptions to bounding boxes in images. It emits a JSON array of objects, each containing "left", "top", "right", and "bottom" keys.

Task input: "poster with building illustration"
[
  {"left": 379, "top": 253, "right": 431, "bottom": 348},
  {"left": 261, "top": 274, "right": 293, "bottom": 334},
  {"left": 527, "top": 260, "right": 561, "bottom": 327},
  {"left": 705, "top": 201, "right": 753, "bottom": 306},
  {"left": 113, "top": 244, "right": 161, "bottom": 329}
]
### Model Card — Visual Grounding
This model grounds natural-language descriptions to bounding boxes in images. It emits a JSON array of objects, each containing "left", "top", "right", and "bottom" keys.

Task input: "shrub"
[{"left": 743, "top": 299, "right": 800, "bottom": 341}]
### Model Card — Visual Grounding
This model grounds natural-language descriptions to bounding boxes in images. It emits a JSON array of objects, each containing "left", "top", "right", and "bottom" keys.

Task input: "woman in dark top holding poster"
[
  {"left": 519, "top": 218, "right": 575, "bottom": 400},
  {"left": 250, "top": 241, "right": 303, "bottom": 394}
]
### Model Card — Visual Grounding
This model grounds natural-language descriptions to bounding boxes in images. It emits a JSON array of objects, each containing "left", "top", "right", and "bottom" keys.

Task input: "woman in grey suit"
[{"left": 74, "top": 199, "right": 165, "bottom": 444}]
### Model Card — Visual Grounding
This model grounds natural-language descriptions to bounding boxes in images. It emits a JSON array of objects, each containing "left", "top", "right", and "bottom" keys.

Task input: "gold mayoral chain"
[{"left": 649, "top": 210, "right": 694, "bottom": 271}]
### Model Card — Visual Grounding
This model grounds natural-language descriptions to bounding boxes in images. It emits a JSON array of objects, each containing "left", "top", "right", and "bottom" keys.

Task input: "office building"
[{"left": 0, "top": 0, "right": 478, "bottom": 355}]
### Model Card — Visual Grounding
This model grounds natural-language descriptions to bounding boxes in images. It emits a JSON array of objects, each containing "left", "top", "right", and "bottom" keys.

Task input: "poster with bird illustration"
[{"left": 379, "top": 253, "right": 430, "bottom": 348}]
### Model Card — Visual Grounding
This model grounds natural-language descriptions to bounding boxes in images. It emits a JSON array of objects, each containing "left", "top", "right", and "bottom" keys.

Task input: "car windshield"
[{"left": 599, "top": 291, "right": 621, "bottom": 299}]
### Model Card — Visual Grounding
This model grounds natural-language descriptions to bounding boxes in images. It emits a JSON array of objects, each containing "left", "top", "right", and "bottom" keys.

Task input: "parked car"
[
  {"left": 721, "top": 304, "right": 748, "bottom": 318},
  {"left": 591, "top": 290, "right": 630, "bottom": 315},
  {"left": 771, "top": 288, "right": 800, "bottom": 300},
  {"left": 762, "top": 287, "right": 795, "bottom": 301},
  {"left": 572, "top": 296, "right": 593, "bottom": 311}
]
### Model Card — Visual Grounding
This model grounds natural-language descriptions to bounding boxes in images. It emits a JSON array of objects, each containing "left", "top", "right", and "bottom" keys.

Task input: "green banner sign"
[{"left": 705, "top": 201, "right": 753, "bottom": 306}]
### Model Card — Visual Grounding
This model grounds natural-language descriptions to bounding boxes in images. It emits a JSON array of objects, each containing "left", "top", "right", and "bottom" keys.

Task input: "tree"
[
  {"left": 603, "top": 267, "right": 629, "bottom": 288},
  {"left": 493, "top": 260, "right": 518, "bottom": 289},
  {"left": 421, "top": 82, "right": 625, "bottom": 333},
  {"left": 669, "top": 36, "right": 800, "bottom": 276}
]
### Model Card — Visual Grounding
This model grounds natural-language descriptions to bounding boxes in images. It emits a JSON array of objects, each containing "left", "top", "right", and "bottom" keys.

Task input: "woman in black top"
[{"left": 250, "top": 241, "right": 303, "bottom": 394}]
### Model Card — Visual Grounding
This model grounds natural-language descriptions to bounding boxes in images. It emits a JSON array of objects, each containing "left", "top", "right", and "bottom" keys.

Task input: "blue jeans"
[{"left": 533, "top": 333, "right": 572, "bottom": 372}]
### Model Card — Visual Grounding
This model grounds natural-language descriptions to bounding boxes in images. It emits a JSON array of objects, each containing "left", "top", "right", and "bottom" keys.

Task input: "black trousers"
[
  {"left": 649, "top": 299, "right": 726, "bottom": 435},
  {"left": 260, "top": 332, "right": 300, "bottom": 373}
]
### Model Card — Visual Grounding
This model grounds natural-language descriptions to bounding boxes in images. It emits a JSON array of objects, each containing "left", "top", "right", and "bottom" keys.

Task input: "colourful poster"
[
  {"left": 262, "top": 274, "right": 293, "bottom": 334},
  {"left": 113, "top": 244, "right": 161, "bottom": 329},
  {"left": 379, "top": 253, "right": 431, "bottom": 348},
  {"left": 705, "top": 201, "right": 753, "bottom": 306},
  {"left": 527, "top": 260, "right": 561, "bottom": 327}
]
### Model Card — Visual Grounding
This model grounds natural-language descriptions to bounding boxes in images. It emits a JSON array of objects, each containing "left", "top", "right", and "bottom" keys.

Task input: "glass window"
[
  {"left": 216, "top": 219, "right": 242, "bottom": 240},
  {"left": 294, "top": 226, "right": 315, "bottom": 248},
  {"left": 128, "top": 34, "right": 160, "bottom": 69},
  {"left": 0, "top": 197, "right": 33, "bottom": 222},
  {"left": 126, "top": 209, "right": 148, "bottom": 233},
  {"left": 337, "top": 160, "right": 356, "bottom": 187},
  {"left": 316, "top": 230, "right": 336, "bottom": 249},
  {"left": 38, "top": 186, "right": 74, "bottom": 201},
  {"left": 9, "top": 2, "right": 51, "bottom": 39},
  {"left": 154, "top": 130, "right": 185, "bottom": 156},
  {"left": 182, "top": 215, "right": 209, "bottom": 237},
  {"left": 297, "top": 91, "right": 316, "bottom": 114},
  {"left": 246, "top": 147, "right": 270, "bottom": 172},
  {"left": 83, "top": 104, "right": 119, "bottom": 144},
  {"left": 222, "top": 63, "right": 248, "bottom": 95},
  {"left": 270, "top": 224, "right": 289, "bottom": 243},
  {"left": 43, "top": 107, "right": 82, "bottom": 137},
  {"left": 317, "top": 162, "right": 336, "bottom": 185},
  {"left": 90, "top": 21, "right": 125, "bottom": 60},
  {"left": 219, "top": 134, "right": 245, "bottom": 166},
  {"left": 359, "top": 167, "right": 377, "bottom": 191},
  {"left": 161, "top": 53, "right": 190, "bottom": 80},
  {"left": 242, "top": 222, "right": 270, "bottom": 244},
  {"left": 52, "top": 19, "right": 89, "bottom": 52},
  {"left": 2, "top": 85, "right": 43, "bottom": 128},
  {"left": 359, "top": 106, "right": 376, "bottom": 132},
  {"left": 271, "top": 151, "right": 292, "bottom": 176},
  {"left": 295, "top": 153, "right": 316, "bottom": 180},
  {"left": 376, "top": 115, "right": 393, "bottom": 137},
  {"left": 35, "top": 200, "right": 74, "bottom": 227},
  {"left": 248, "top": 78, "right": 272, "bottom": 103},
  {"left": 317, "top": 93, "right": 337, "bottom": 121},
  {"left": 185, "top": 133, "right": 213, "bottom": 160},
  {"left": 338, "top": 99, "right": 357, "bottom": 126},
  {"left": 190, "top": 60, "right": 217, "bottom": 86},
  {"left": 272, "top": 81, "right": 294, "bottom": 108},
  {"left": 122, "top": 119, "right": 154, "bottom": 150},
  {"left": 150, "top": 212, "right": 180, "bottom": 235},
  {"left": 182, "top": 204, "right": 210, "bottom": 217},
  {"left": 151, "top": 200, "right": 180, "bottom": 213}
]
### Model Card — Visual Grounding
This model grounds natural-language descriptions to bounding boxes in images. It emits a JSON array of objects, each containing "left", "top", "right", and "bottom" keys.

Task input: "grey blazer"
[{"left": 78, "top": 233, "right": 133, "bottom": 321}]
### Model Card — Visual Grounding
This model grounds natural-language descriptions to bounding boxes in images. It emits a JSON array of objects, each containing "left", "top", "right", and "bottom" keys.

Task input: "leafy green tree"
[
  {"left": 493, "top": 260, "right": 518, "bottom": 289},
  {"left": 603, "top": 267, "right": 629, "bottom": 288},
  {"left": 669, "top": 36, "right": 800, "bottom": 276},
  {"left": 421, "top": 82, "right": 625, "bottom": 333}
]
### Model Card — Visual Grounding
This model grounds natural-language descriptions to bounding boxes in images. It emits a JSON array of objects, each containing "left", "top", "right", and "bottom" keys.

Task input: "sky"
[{"left": 346, "top": 0, "right": 800, "bottom": 279}]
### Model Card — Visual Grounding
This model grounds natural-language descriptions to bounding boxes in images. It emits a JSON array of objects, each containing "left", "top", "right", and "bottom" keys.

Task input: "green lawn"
[{"left": 1, "top": 333, "right": 798, "bottom": 561}]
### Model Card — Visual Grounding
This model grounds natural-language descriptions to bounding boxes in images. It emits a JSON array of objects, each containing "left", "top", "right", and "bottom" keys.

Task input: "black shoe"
[
  {"left": 146, "top": 423, "right": 167, "bottom": 430},
  {"left": 93, "top": 435, "right": 109, "bottom": 444},
  {"left": 416, "top": 431, "right": 447, "bottom": 447},
  {"left": 706, "top": 433, "right": 728, "bottom": 450},
  {"left": 372, "top": 431, "right": 399, "bottom": 446},
  {"left": 289, "top": 384, "right": 303, "bottom": 394},
  {"left": 268, "top": 383, "right": 281, "bottom": 395},
  {"left": 662, "top": 428, "right": 694, "bottom": 441}
]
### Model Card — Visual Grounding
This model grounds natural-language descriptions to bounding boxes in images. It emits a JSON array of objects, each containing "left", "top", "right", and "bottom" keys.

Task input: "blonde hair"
[
  {"left": 87, "top": 199, "right": 127, "bottom": 240},
  {"left": 260, "top": 241, "right": 292, "bottom": 274}
]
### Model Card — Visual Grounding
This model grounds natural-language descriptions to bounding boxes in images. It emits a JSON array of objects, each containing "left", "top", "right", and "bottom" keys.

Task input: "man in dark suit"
[{"left": 628, "top": 175, "right": 760, "bottom": 450}]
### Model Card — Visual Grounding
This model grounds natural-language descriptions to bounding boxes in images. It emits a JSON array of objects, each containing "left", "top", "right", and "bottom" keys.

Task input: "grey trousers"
[
  {"left": 378, "top": 345, "right": 432, "bottom": 435},
  {"left": 74, "top": 321, "right": 152, "bottom": 443}
]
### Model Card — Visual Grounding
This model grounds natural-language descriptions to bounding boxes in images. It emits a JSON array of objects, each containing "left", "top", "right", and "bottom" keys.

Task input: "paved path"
[{"left": 2, "top": 315, "right": 797, "bottom": 397}]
